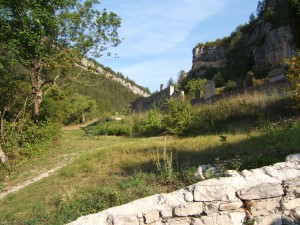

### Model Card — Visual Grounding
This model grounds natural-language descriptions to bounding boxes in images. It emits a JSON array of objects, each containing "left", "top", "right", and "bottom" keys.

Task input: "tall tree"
[{"left": 0, "top": 0, "right": 121, "bottom": 123}]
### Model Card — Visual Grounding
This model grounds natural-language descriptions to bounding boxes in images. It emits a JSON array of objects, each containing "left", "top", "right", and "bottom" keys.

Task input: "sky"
[{"left": 99, "top": 0, "right": 260, "bottom": 92}]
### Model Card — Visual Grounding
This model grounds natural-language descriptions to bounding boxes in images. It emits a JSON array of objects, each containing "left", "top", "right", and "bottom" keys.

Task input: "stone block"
[
  {"left": 251, "top": 198, "right": 281, "bottom": 216},
  {"left": 203, "top": 202, "right": 219, "bottom": 214},
  {"left": 237, "top": 183, "right": 284, "bottom": 200},
  {"left": 163, "top": 217, "right": 190, "bottom": 225},
  {"left": 219, "top": 201, "right": 243, "bottom": 211},
  {"left": 113, "top": 216, "right": 139, "bottom": 225},
  {"left": 192, "top": 212, "right": 245, "bottom": 225},
  {"left": 286, "top": 178, "right": 300, "bottom": 198},
  {"left": 174, "top": 202, "right": 203, "bottom": 217},
  {"left": 194, "top": 183, "right": 239, "bottom": 202},
  {"left": 283, "top": 198, "right": 300, "bottom": 210},
  {"left": 144, "top": 210, "right": 160, "bottom": 224},
  {"left": 256, "top": 214, "right": 282, "bottom": 225},
  {"left": 160, "top": 207, "right": 173, "bottom": 218}
]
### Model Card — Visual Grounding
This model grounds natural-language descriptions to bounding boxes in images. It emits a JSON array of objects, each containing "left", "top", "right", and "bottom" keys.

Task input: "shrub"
[
  {"left": 285, "top": 53, "right": 300, "bottom": 108},
  {"left": 163, "top": 98, "right": 194, "bottom": 136}
]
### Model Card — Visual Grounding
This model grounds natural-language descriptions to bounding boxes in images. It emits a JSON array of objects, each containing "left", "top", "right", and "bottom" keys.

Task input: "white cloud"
[{"left": 102, "top": 0, "right": 229, "bottom": 57}]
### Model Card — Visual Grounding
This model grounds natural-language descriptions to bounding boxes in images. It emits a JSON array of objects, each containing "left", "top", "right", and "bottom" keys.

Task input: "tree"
[
  {"left": 257, "top": 0, "right": 266, "bottom": 17},
  {"left": 0, "top": 0, "right": 121, "bottom": 123},
  {"left": 285, "top": 52, "right": 300, "bottom": 108},
  {"left": 167, "top": 77, "right": 175, "bottom": 87},
  {"left": 185, "top": 78, "right": 207, "bottom": 98},
  {"left": 177, "top": 70, "right": 186, "bottom": 89},
  {"left": 249, "top": 13, "right": 256, "bottom": 23}
]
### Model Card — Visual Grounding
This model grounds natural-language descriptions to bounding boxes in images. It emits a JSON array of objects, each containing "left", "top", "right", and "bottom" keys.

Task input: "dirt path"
[{"left": 0, "top": 154, "right": 76, "bottom": 200}]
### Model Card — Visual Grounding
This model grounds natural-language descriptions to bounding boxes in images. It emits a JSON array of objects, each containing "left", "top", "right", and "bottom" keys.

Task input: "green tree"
[
  {"left": 0, "top": 0, "right": 121, "bottom": 123},
  {"left": 185, "top": 78, "right": 207, "bottom": 98},
  {"left": 177, "top": 70, "right": 186, "bottom": 89},
  {"left": 285, "top": 52, "right": 300, "bottom": 108}
]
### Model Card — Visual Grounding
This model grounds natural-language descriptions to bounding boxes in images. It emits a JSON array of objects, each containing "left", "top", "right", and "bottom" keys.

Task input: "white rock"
[
  {"left": 219, "top": 201, "right": 243, "bottom": 211},
  {"left": 286, "top": 154, "right": 300, "bottom": 163},
  {"left": 237, "top": 183, "right": 284, "bottom": 200},
  {"left": 192, "top": 212, "right": 245, "bottom": 225},
  {"left": 194, "top": 177, "right": 245, "bottom": 202},
  {"left": 257, "top": 214, "right": 282, "bottom": 225},
  {"left": 164, "top": 218, "right": 191, "bottom": 225},
  {"left": 292, "top": 207, "right": 300, "bottom": 220},
  {"left": 184, "top": 191, "right": 193, "bottom": 202},
  {"left": 283, "top": 198, "right": 300, "bottom": 210},
  {"left": 144, "top": 210, "right": 160, "bottom": 224},
  {"left": 113, "top": 216, "right": 139, "bottom": 225},
  {"left": 174, "top": 202, "right": 203, "bottom": 217}
]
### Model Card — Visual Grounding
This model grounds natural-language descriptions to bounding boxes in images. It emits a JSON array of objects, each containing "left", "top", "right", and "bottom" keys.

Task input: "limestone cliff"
[
  {"left": 192, "top": 23, "right": 296, "bottom": 79},
  {"left": 191, "top": 0, "right": 298, "bottom": 81}
]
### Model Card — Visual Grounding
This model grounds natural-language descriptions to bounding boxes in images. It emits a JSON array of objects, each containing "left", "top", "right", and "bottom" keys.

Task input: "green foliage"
[
  {"left": 2, "top": 118, "right": 60, "bottom": 162},
  {"left": 224, "top": 80, "right": 237, "bottom": 92},
  {"left": 94, "top": 120, "right": 131, "bottom": 136},
  {"left": 185, "top": 78, "right": 207, "bottom": 98},
  {"left": 285, "top": 52, "right": 300, "bottom": 108},
  {"left": 163, "top": 98, "right": 194, "bottom": 136},
  {"left": 140, "top": 108, "right": 163, "bottom": 136}
]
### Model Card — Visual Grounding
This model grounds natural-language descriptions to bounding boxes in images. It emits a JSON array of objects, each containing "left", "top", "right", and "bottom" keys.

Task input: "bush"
[
  {"left": 2, "top": 118, "right": 60, "bottom": 161},
  {"left": 286, "top": 53, "right": 300, "bottom": 108},
  {"left": 94, "top": 120, "right": 131, "bottom": 136},
  {"left": 163, "top": 98, "right": 194, "bottom": 136}
]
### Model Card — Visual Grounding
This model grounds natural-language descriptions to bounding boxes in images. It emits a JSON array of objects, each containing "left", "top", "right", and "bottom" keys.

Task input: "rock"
[
  {"left": 202, "top": 202, "right": 219, "bottom": 215},
  {"left": 237, "top": 183, "right": 284, "bottom": 200},
  {"left": 219, "top": 201, "right": 243, "bottom": 211},
  {"left": 163, "top": 218, "right": 190, "bottom": 225},
  {"left": 192, "top": 212, "right": 245, "bottom": 225},
  {"left": 144, "top": 210, "right": 160, "bottom": 224},
  {"left": 184, "top": 191, "right": 193, "bottom": 202},
  {"left": 256, "top": 215, "right": 282, "bottom": 225},
  {"left": 282, "top": 198, "right": 300, "bottom": 210},
  {"left": 173, "top": 202, "right": 203, "bottom": 217},
  {"left": 285, "top": 178, "right": 300, "bottom": 198},
  {"left": 113, "top": 216, "right": 139, "bottom": 225},
  {"left": 160, "top": 207, "right": 173, "bottom": 219},
  {"left": 251, "top": 198, "right": 281, "bottom": 216},
  {"left": 195, "top": 164, "right": 214, "bottom": 180},
  {"left": 194, "top": 177, "right": 245, "bottom": 202},
  {"left": 286, "top": 154, "right": 300, "bottom": 163}
]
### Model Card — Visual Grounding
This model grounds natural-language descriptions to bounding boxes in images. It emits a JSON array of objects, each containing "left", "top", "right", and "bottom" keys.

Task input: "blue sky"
[{"left": 99, "top": 0, "right": 259, "bottom": 92}]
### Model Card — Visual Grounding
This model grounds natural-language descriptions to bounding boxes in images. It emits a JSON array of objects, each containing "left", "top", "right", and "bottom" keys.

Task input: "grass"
[
  {"left": 0, "top": 90, "right": 299, "bottom": 225},
  {"left": 0, "top": 119, "right": 300, "bottom": 224}
]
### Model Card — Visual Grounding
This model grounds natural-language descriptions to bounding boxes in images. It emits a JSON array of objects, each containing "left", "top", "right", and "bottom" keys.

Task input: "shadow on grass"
[{"left": 120, "top": 123, "right": 300, "bottom": 178}]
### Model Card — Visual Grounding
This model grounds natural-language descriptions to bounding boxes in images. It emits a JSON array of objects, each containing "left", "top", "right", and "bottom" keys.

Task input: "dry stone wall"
[{"left": 67, "top": 154, "right": 300, "bottom": 225}]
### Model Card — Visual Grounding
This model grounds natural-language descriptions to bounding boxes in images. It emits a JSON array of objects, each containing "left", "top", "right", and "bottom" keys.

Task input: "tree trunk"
[{"left": 30, "top": 63, "right": 44, "bottom": 124}]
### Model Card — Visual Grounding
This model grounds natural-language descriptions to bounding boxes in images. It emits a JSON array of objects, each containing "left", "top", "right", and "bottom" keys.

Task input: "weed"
[{"left": 156, "top": 137, "right": 174, "bottom": 184}]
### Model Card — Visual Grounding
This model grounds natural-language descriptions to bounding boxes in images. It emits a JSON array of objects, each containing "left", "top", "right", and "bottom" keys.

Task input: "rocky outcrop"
[
  {"left": 67, "top": 154, "right": 300, "bottom": 225},
  {"left": 192, "top": 22, "right": 296, "bottom": 77},
  {"left": 192, "top": 45, "right": 227, "bottom": 70},
  {"left": 253, "top": 26, "right": 295, "bottom": 69}
]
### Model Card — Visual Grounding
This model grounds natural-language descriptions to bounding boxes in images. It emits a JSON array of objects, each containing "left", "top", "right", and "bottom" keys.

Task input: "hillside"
[
  {"left": 186, "top": 0, "right": 299, "bottom": 87},
  {"left": 72, "top": 58, "right": 150, "bottom": 114}
]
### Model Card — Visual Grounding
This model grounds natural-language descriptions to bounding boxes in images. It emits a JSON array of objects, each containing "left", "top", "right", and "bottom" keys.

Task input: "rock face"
[
  {"left": 192, "top": 22, "right": 296, "bottom": 77},
  {"left": 253, "top": 26, "right": 295, "bottom": 69},
  {"left": 67, "top": 153, "right": 300, "bottom": 225}
]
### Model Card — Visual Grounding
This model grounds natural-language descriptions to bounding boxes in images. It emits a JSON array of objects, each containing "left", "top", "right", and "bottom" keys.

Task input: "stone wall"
[
  {"left": 133, "top": 86, "right": 184, "bottom": 113},
  {"left": 67, "top": 154, "right": 300, "bottom": 225}
]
